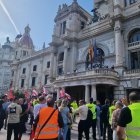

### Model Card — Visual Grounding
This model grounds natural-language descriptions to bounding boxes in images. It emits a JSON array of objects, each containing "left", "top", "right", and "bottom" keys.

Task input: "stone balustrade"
[
  {"left": 56, "top": 68, "right": 119, "bottom": 80},
  {"left": 128, "top": 41, "right": 140, "bottom": 47},
  {"left": 124, "top": 69, "right": 140, "bottom": 76}
]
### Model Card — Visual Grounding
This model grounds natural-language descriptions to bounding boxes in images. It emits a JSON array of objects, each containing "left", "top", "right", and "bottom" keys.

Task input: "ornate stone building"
[
  {"left": 0, "top": 37, "right": 15, "bottom": 94},
  {"left": 11, "top": 0, "right": 140, "bottom": 103}
]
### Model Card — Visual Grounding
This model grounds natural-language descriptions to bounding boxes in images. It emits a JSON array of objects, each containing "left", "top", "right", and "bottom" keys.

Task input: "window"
[
  {"left": 47, "top": 61, "right": 50, "bottom": 68},
  {"left": 12, "top": 71, "right": 14, "bottom": 77},
  {"left": 58, "top": 52, "right": 64, "bottom": 62},
  {"left": 131, "top": 52, "right": 140, "bottom": 69},
  {"left": 23, "top": 51, "right": 26, "bottom": 56},
  {"left": 22, "top": 68, "right": 26, "bottom": 74},
  {"left": 16, "top": 51, "right": 18, "bottom": 56},
  {"left": 33, "top": 65, "right": 37, "bottom": 71},
  {"left": 124, "top": 0, "right": 128, "bottom": 6},
  {"left": 129, "top": 0, "right": 136, "bottom": 4},
  {"left": 44, "top": 75, "right": 48, "bottom": 85},
  {"left": 21, "top": 79, "right": 24, "bottom": 88},
  {"left": 60, "top": 21, "right": 66, "bottom": 35},
  {"left": 58, "top": 67, "right": 63, "bottom": 75},
  {"left": 81, "top": 21, "right": 85, "bottom": 29},
  {"left": 63, "top": 21, "right": 66, "bottom": 34},
  {"left": 32, "top": 77, "right": 36, "bottom": 87},
  {"left": 129, "top": 30, "right": 140, "bottom": 43}
]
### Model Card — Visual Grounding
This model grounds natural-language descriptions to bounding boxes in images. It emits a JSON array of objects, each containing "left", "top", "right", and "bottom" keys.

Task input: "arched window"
[
  {"left": 129, "top": 30, "right": 140, "bottom": 43},
  {"left": 58, "top": 52, "right": 64, "bottom": 62},
  {"left": 95, "top": 48, "right": 105, "bottom": 64},
  {"left": 86, "top": 47, "right": 104, "bottom": 69},
  {"left": 128, "top": 29, "right": 140, "bottom": 69}
]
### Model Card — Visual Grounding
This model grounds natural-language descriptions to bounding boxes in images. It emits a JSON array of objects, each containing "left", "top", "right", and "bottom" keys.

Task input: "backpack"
[{"left": 86, "top": 109, "right": 93, "bottom": 127}]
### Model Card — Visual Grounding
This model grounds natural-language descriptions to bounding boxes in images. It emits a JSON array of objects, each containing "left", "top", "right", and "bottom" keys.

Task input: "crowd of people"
[{"left": 0, "top": 90, "right": 140, "bottom": 140}]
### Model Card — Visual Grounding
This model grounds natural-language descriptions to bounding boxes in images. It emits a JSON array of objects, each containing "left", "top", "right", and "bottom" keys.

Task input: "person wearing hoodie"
[{"left": 7, "top": 97, "right": 22, "bottom": 140}]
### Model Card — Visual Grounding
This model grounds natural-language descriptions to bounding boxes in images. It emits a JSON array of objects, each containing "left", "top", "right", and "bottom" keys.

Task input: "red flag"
[
  {"left": 24, "top": 90, "right": 30, "bottom": 99},
  {"left": 65, "top": 93, "right": 71, "bottom": 100},
  {"left": 59, "top": 88, "right": 65, "bottom": 98},
  {"left": 32, "top": 88, "right": 38, "bottom": 96}
]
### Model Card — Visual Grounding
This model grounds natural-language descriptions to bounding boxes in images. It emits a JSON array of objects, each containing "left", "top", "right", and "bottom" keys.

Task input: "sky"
[{"left": 0, "top": 0, "right": 93, "bottom": 50}]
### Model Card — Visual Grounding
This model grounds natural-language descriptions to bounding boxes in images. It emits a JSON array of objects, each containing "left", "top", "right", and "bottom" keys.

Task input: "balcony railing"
[
  {"left": 56, "top": 68, "right": 119, "bottom": 80},
  {"left": 124, "top": 69, "right": 140, "bottom": 75},
  {"left": 128, "top": 41, "right": 140, "bottom": 47}
]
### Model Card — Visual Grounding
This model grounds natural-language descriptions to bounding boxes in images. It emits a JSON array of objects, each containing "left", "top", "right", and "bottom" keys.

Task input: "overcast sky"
[{"left": 0, "top": 0, "right": 93, "bottom": 50}]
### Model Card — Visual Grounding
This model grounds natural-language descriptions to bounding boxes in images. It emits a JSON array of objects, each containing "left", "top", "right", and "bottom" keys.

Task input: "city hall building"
[{"left": 10, "top": 0, "right": 140, "bottom": 104}]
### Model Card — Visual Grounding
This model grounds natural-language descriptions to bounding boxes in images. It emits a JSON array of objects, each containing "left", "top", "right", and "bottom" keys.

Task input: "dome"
[{"left": 19, "top": 25, "right": 34, "bottom": 49}]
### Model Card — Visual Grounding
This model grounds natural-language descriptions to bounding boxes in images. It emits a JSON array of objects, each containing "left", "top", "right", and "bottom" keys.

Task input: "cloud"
[{"left": 0, "top": 0, "right": 19, "bottom": 34}]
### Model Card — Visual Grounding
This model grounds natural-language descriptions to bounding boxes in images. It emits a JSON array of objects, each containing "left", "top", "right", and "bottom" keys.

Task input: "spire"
[
  {"left": 24, "top": 24, "right": 31, "bottom": 35},
  {"left": 43, "top": 42, "right": 45, "bottom": 49}
]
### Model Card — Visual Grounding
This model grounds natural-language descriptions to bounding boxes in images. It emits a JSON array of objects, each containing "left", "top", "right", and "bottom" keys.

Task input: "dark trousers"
[
  {"left": 91, "top": 119, "right": 96, "bottom": 140},
  {"left": 78, "top": 120, "right": 89, "bottom": 140},
  {"left": 66, "top": 127, "right": 71, "bottom": 140},
  {"left": 7, "top": 123, "right": 19, "bottom": 140},
  {"left": 102, "top": 121, "right": 112, "bottom": 140}
]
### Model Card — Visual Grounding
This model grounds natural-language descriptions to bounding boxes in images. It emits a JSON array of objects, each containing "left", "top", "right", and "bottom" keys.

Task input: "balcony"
[
  {"left": 123, "top": 69, "right": 140, "bottom": 77},
  {"left": 128, "top": 41, "right": 140, "bottom": 48},
  {"left": 55, "top": 68, "right": 119, "bottom": 87}
]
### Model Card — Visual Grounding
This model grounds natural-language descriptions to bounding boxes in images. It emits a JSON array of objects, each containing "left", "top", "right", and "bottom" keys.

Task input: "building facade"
[
  {"left": 0, "top": 37, "right": 15, "bottom": 94},
  {"left": 11, "top": 0, "right": 140, "bottom": 103}
]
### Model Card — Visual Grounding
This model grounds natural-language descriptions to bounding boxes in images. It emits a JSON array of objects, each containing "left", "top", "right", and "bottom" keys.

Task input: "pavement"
[
  {"left": 0, "top": 121, "right": 102, "bottom": 140},
  {"left": 0, "top": 123, "right": 78, "bottom": 140}
]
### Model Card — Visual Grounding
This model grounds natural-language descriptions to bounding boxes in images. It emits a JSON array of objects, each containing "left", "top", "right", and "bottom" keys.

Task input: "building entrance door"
[
  {"left": 96, "top": 84, "right": 114, "bottom": 105},
  {"left": 65, "top": 86, "right": 85, "bottom": 102}
]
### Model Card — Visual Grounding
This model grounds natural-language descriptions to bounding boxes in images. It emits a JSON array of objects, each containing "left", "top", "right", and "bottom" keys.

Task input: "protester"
[
  {"left": 18, "top": 98, "right": 28, "bottom": 140},
  {"left": 76, "top": 99, "right": 89, "bottom": 140},
  {"left": 96, "top": 100, "right": 101, "bottom": 139},
  {"left": 0, "top": 100, "right": 5, "bottom": 131},
  {"left": 7, "top": 97, "right": 22, "bottom": 140},
  {"left": 86, "top": 98, "right": 97, "bottom": 140},
  {"left": 33, "top": 96, "right": 47, "bottom": 119},
  {"left": 59, "top": 99, "right": 72, "bottom": 140},
  {"left": 101, "top": 99, "right": 111, "bottom": 140},
  {"left": 34, "top": 97, "right": 64, "bottom": 140},
  {"left": 71, "top": 99, "right": 78, "bottom": 122},
  {"left": 117, "top": 91, "right": 140, "bottom": 140},
  {"left": 111, "top": 101, "right": 123, "bottom": 140}
]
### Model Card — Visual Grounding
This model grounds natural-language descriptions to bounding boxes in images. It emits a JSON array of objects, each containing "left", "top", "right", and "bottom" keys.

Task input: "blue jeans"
[{"left": 58, "top": 124, "right": 68, "bottom": 140}]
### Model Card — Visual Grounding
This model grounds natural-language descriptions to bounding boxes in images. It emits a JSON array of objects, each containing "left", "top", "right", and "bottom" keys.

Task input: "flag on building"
[{"left": 93, "top": 39, "right": 97, "bottom": 60}]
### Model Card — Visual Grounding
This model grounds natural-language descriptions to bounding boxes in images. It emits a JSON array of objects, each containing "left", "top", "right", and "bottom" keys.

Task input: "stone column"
[
  {"left": 115, "top": 20, "right": 124, "bottom": 66},
  {"left": 91, "top": 85, "right": 97, "bottom": 101},
  {"left": 63, "top": 47, "right": 68, "bottom": 75},
  {"left": 27, "top": 62, "right": 31, "bottom": 89},
  {"left": 71, "top": 43, "right": 77, "bottom": 72},
  {"left": 53, "top": 53, "right": 57, "bottom": 77},
  {"left": 85, "top": 85, "right": 90, "bottom": 103},
  {"left": 49, "top": 52, "right": 54, "bottom": 79}
]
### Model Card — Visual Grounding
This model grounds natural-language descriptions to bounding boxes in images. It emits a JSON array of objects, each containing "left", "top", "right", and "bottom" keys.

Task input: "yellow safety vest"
[
  {"left": 86, "top": 103, "right": 96, "bottom": 119},
  {"left": 71, "top": 102, "right": 78, "bottom": 110},
  {"left": 126, "top": 103, "right": 140, "bottom": 140},
  {"left": 109, "top": 105, "right": 115, "bottom": 124}
]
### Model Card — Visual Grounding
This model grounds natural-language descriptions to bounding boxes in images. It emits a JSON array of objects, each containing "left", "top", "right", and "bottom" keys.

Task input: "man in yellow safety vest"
[{"left": 117, "top": 91, "right": 140, "bottom": 140}]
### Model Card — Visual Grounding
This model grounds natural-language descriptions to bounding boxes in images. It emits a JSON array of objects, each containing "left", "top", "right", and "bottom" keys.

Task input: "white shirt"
[{"left": 76, "top": 105, "right": 88, "bottom": 120}]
